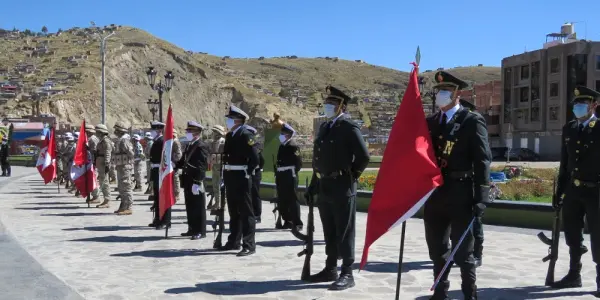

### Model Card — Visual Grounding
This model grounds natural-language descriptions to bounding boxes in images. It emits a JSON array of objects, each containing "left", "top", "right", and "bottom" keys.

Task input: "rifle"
[
  {"left": 212, "top": 154, "right": 226, "bottom": 249},
  {"left": 537, "top": 176, "right": 560, "bottom": 286},
  {"left": 290, "top": 177, "right": 314, "bottom": 281},
  {"left": 271, "top": 155, "right": 283, "bottom": 229}
]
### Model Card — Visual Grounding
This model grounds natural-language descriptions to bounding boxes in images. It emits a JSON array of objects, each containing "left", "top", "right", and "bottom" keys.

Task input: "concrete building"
[
  {"left": 500, "top": 23, "right": 600, "bottom": 159},
  {"left": 460, "top": 80, "right": 502, "bottom": 146}
]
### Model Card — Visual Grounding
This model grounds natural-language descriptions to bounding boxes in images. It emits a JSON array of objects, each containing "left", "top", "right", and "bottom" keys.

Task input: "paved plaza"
[{"left": 0, "top": 167, "right": 599, "bottom": 299}]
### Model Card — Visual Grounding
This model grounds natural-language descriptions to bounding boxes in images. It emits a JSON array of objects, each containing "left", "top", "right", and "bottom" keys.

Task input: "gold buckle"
[
  {"left": 316, "top": 173, "right": 321, "bottom": 179},
  {"left": 574, "top": 179, "right": 581, "bottom": 187}
]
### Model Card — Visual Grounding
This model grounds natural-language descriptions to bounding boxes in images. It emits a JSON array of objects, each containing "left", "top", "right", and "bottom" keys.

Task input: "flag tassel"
[{"left": 394, "top": 221, "right": 407, "bottom": 300}]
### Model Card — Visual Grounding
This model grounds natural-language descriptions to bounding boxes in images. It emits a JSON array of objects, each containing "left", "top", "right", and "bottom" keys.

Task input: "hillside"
[{"left": 0, "top": 25, "right": 500, "bottom": 135}]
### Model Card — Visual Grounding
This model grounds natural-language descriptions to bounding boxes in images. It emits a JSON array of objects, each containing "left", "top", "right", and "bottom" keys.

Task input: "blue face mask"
[{"left": 572, "top": 103, "right": 589, "bottom": 119}]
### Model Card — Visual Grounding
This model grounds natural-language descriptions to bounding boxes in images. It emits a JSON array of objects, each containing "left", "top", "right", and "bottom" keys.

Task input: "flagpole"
[{"left": 394, "top": 221, "right": 407, "bottom": 300}]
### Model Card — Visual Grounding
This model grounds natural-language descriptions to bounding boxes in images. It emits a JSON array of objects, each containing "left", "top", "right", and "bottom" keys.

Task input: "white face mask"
[
  {"left": 185, "top": 133, "right": 195, "bottom": 141},
  {"left": 324, "top": 104, "right": 337, "bottom": 118},
  {"left": 225, "top": 118, "right": 236, "bottom": 130},
  {"left": 149, "top": 131, "right": 157, "bottom": 139},
  {"left": 279, "top": 134, "right": 287, "bottom": 144},
  {"left": 435, "top": 90, "right": 453, "bottom": 108}
]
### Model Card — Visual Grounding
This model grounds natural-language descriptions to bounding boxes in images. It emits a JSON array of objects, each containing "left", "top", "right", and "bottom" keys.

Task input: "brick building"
[{"left": 460, "top": 80, "right": 502, "bottom": 146}]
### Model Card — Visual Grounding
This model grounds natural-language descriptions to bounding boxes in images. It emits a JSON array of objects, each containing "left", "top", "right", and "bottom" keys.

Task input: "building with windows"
[
  {"left": 460, "top": 80, "right": 502, "bottom": 146},
  {"left": 500, "top": 23, "right": 600, "bottom": 159}
]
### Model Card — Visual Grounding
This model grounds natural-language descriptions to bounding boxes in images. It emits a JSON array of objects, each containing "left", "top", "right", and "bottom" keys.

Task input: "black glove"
[
  {"left": 552, "top": 193, "right": 564, "bottom": 210},
  {"left": 473, "top": 203, "right": 486, "bottom": 218}
]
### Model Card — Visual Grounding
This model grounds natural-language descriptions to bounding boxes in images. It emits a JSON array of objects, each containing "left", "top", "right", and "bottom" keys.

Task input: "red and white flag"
[
  {"left": 36, "top": 127, "right": 56, "bottom": 184},
  {"left": 70, "top": 120, "right": 97, "bottom": 198},
  {"left": 360, "top": 63, "right": 443, "bottom": 269},
  {"left": 159, "top": 105, "right": 176, "bottom": 219}
]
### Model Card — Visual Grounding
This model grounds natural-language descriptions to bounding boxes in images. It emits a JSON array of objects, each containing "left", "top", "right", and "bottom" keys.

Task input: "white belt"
[
  {"left": 224, "top": 165, "right": 248, "bottom": 171},
  {"left": 151, "top": 163, "right": 160, "bottom": 168},
  {"left": 276, "top": 166, "right": 295, "bottom": 172}
]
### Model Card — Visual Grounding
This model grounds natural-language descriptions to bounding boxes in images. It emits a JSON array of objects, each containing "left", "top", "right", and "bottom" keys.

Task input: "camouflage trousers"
[
  {"left": 211, "top": 166, "right": 222, "bottom": 209},
  {"left": 133, "top": 160, "right": 143, "bottom": 188},
  {"left": 173, "top": 170, "right": 181, "bottom": 200},
  {"left": 109, "top": 164, "right": 116, "bottom": 181},
  {"left": 117, "top": 165, "right": 133, "bottom": 210},
  {"left": 97, "top": 163, "right": 111, "bottom": 201}
]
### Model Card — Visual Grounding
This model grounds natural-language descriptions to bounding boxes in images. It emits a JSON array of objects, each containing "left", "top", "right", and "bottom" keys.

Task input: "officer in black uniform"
[
  {"left": 552, "top": 86, "right": 600, "bottom": 297},
  {"left": 0, "top": 136, "right": 10, "bottom": 176},
  {"left": 424, "top": 71, "right": 492, "bottom": 300},
  {"left": 246, "top": 126, "right": 264, "bottom": 224},
  {"left": 305, "top": 86, "right": 370, "bottom": 291},
  {"left": 276, "top": 123, "right": 303, "bottom": 230},
  {"left": 177, "top": 121, "right": 210, "bottom": 240},
  {"left": 148, "top": 121, "right": 171, "bottom": 229},
  {"left": 220, "top": 105, "right": 259, "bottom": 257}
]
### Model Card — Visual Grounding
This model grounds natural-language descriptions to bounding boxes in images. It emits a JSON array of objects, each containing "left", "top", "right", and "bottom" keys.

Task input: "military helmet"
[
  {"left": 113, "top": 121, "right": 128, "bottom": 133},
  {"left": 84, "top": 123, "right": 95, "bottom": 133},
  {"left": 95, "top": 124, "right": 109, "bottom": 134}
]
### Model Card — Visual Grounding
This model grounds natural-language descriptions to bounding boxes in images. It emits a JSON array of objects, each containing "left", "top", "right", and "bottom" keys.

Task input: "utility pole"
[{"left": 101, "top": 32, "right": 115, "bottom": 124}]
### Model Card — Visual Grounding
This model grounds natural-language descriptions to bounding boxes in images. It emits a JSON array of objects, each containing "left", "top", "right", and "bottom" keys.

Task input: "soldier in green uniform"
[
  {"left": 424, "top": 71, "right": 492, "bottom": 299},
  {"left": 86, "top": 124, "right": 101, "bottom": 204},
  {"left": 305, "top": 86, "right": 370, "bottom": 291},
  {"left": 552, "top": 86, "right": 600, "bottom": 297}
]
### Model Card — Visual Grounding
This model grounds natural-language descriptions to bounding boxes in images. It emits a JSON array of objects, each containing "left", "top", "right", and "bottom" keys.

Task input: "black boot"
[
  {"left": 429, "top": 280, "right": 450, "bottom": 300},
  {"left": 462, "top": 283, "right": 477, "bottom": 300},
  {"left": 329, "top": 266, "right": 355, "bottom": 291},
  {"left": 594, "top": 265, "right": 600, "bottom": 298},
  {"left": 552, "top": 262, "right": 582, "bottom": 289},
  {"left": 307, "top": 267, "right": 338, "bottom": 283}
]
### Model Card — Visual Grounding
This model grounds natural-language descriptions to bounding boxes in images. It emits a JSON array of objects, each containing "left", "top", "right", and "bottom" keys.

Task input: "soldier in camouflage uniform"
[
  {"left": 109, "top": 136, "right": 117, "bottom": 183},
  {"left": 132, "top": 134, "right": 144, "bottom": 192},
  {"left": 208, "top": 125, "right": 226, "bottom": 211},
  {"left": 95, "top": 124, "right": 113, "bottom": 208},
  {"left": 86, "top": 124, "right": 101, "bottom": 203},
  {"left": 112, "top": 121, "right": 135, "bottom": 215},
  {"left": 56, "top": 135, "right": 65, "bottom": 184},
  {"left": 144, "top": 132, "right": 154, "bottom": 195},
  {"left": 172, "top": 128, "right": 183, "bottom": 202},
  {"left": 61, "top": 133, "right": 72, "bottom": 188}
]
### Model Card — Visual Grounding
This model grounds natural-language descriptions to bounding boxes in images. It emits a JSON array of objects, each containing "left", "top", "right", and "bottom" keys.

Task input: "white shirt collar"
[
  {"left": 441, "top": 104, "right": 461, "bottom": 123},
  {"left": 330, "top": 113, "right": 344, "bottom": 127},
  {"left": 579, "top": 114, "right": 597, "bottom": 127}
]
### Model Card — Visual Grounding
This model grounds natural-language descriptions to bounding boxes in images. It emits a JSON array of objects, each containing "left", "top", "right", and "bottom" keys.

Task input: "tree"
[
  {"left": 41, "top": 26, "right": 48, "bottom": 34},
  {"left": 23, "top": 29, "right": 33, "bottom": 36}
]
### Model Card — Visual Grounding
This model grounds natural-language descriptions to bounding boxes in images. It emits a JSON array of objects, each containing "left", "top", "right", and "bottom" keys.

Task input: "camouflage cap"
[
  {"left": 95, "top": 124, "right": 109, "bottom": 134},
  {"left": 113, "top": 121, "right": 128, "bottom": 133},
  {"left": 85, "top": 123, "right": 95, "bottom": 132}
]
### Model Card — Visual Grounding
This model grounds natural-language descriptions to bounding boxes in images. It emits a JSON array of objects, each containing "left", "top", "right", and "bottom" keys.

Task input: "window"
[
  {"left": 531, "top": 61, "right": 540, "bottom": 79},
  {"left": 503, "top": 68, "right": 512, "bottom": 89},
  {"left": 596, "top": 80, "right": 600, "bottom": 92},
  {"left": 550, "top": 82, "right": 559, "bottom": 97},
  {"left": 550, "top": 58, "right": 560, "bottom": 73},
  {"left": 520, "top": 65, "right": 529, "bottom": 80},
  {"left": 549, "top": 106, "right": 559, "bottom": 121},
  {"left": 531, "top": 107, "right": 540, "bottom": 122},
  {"left": 519, "top": 87, "right": 529, "bottom": 102},
  {"left": 596, "top": 55, "right": 600, "bottom": 70}
]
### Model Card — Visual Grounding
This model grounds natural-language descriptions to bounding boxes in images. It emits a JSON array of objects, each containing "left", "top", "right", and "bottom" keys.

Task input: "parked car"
[
  {"left": 506, "top": 148, "right": 540, "bottom": 161},
  {"left": 490, "top": 147, "right": 508, "bottom": 161}
]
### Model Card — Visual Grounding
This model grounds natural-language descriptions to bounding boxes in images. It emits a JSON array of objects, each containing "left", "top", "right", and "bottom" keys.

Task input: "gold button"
[
  {"left": 577, "top": 141, "right": 581, "bottom": 144},
  {"left": 575, "top": 168, "right": 579, "bottom": 171},
  {"left": 439, "top": 135, "right": 443, "bottom": 139},
  {"left": 576, "top": 150, "right": 579, "bottom": 153}
]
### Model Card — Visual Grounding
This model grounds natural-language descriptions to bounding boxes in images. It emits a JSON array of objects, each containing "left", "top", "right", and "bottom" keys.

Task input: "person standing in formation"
[
  {"left": 553, "top": 86, "right": 600, "bottom": 297},
  {"left": 55, "top": 135, "right": 64, "bottom": 183},
  {"left": 144, "top": 132, "right": 154, "bottom": 195},
  {"left": 149, "top": 121, "right": 171, "bottom": 229},
  {"left": 172, "top": 128, "right": 183, "bottom": 202},
  {"left": 208, "top": 125, "right": 226, "bottom": 212},
  {"left": 65, "top": 134, "right": 77, "bottom": 193},
  {"left": 112, "top": 121, "right": 134, "bottom": 215},
  {"left": 94, "top": 124, "right": 113, "bottom": 209},
  {"left": 0, "top": 136, "right": 10, "bottom": 177},
  {"left": 220, "top": 105, "right": 259, "bottom": 256},
  {"left": 276, "top": 123, "right": 303, "bottom": 230},
  {"left": 85, "top": 124, "right": 101, "bottom": 204},
  {"left": 177, "top": 121, "right": 210, "bottom": 240},
  {"left": 245, "top": 126, "right": 263, "bottom": 224},
  {"left": 305, "top": 85, "right": 370, "bottom": 291},
  {"left": 109, "top": 136, "right": 117, "bottom": 184},
  {"left": 61, "top": 133, "right": 73, "bottom": 188},
  {"left": 132, "top": 134, "right": 145, "bottom": 192},
  {"left": 424, "top": 71, "right": 492, "bottom": 299}
]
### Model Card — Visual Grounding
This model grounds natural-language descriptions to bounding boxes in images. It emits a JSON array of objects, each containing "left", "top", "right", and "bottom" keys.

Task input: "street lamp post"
[
  {"left": 146, "top": 99, "right": 160, "bottom": 121},
  {"left": 417, "top": 76, "right": 436, "bottom": 114},
  {"left": 101, "top": 32, "right": 115, "bottom": 124},
  {"left": 145, "top": 67, "right": 174, "bottom": 122}
]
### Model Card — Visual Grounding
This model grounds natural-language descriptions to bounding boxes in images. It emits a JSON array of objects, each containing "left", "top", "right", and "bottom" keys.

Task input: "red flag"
[
  {"left": 159, "top": 105, "right": 176, "bottom": 219},
  {"left": 70, "top": 120, "right": 97, "bottom": 197},
  {"left": 36, "top": 127, "right": 56, "bottom": 184},
  {"left": 360, "top": 64, "right": 443, "bottom": 269}
]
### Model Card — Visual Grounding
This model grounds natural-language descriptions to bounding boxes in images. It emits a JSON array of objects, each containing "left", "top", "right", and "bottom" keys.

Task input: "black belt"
[
  {"left": 316, "top": 170, "right": 349, "bottom": 179},
  {"left": 442, "top": 170, "right": 473, "bottom": 180},
  {"left": 573, "top": 179, "right": 598, "bottom": 188}
]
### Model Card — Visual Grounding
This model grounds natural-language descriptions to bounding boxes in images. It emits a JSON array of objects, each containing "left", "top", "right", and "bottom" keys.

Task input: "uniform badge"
[
  {"left": 574, "top": 88, "right": 580, "bottom": 96},
  {"left": 590, "top": 120, "right": 596, "bottom": 128},
  {"left": 295, "top": 149, "right": 300, "bottom": 156},
  {"left": 248, "top": 138, "right": 255, "bottom": 146}
]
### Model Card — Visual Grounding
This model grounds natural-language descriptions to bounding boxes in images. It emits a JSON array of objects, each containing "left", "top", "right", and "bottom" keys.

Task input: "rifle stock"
[
  {"left": 213, "top": 154, "right": 226, "bottom": 249},
  {"left": 290, "top": 177, "right": 314, "bottom": 281},
  {"left": 539, "top": 176, "right": 560, "bottom": 287},
  {"left": 272, "top": 155, "right": 283, "bottom": 228}
]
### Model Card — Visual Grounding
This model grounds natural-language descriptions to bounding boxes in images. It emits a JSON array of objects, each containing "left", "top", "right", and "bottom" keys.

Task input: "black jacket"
[
  {"left": 176, "top": 138, "right": 210, "bottom": 185},
  {"left": 277, "top": 139, "right": 302, "bottom": 174}
]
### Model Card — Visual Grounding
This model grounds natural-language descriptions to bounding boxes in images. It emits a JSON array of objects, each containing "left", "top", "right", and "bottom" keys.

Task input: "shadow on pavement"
[
  {"left": 111, "top": 248, "right": 237, "bottom": 258},
  {"left": 22, "top": 201, "right": 79, "bottom": 205},
  {"left": 69, "top": 235, "right": 164, "bottom": 243},
  {"left": 41, "top": 212, "right": 115, "bottom": 217},
  {"left": 414, "top": 285, "right": 591, "bottom": 300},
  {"left": 255, "top": 228, "right": 288, "bottom": 233},
  {"left": 30, "top": 195, "right": 72, "bottom": 199},
  {"left": 164, "top": 279, "right": 329, "bottom": 295},
  {"left": 356, "top": 260, "right": 432, "bottom": 273},
  {"left": 2, "top": 191, "right": 45, "bottom": 195},
  {"left": 62, "top": 225, "right": 149, "bottom": 232},
  {"left": 14, "top": 206, "right": 81, "bottom": 211},
  {"left": 256, "top": 239, "right": 324, "bottom": 248}
]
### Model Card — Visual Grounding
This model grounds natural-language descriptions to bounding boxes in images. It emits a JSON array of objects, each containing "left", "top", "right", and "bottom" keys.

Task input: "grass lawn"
[{"left": 206, "top": 170, "right": 379, "bottom": 185}]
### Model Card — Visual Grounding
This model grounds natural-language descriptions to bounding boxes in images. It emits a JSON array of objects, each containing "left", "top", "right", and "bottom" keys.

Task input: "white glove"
[{"left": 192, "top": 184, "right": 201, "bottom": 195}]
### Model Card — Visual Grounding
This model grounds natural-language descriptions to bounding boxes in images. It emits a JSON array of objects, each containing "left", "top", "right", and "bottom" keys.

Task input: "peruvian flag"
[
  {"left": 159, "top": 105, "right": 175, "bottom": 219},
  {"left": 70, "top": 120, "right": 97, "bottom": 198},
  {"left": 36, "top": 126, "right": 56, "bottom": 184},
  {"left": 360, "top": 63, "right": 443, "bottom": 269}
]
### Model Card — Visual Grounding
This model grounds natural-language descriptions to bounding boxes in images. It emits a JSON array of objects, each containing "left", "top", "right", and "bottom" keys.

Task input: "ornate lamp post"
[
  {"left": 145, "top": 67, "right": 175, "bottom": 122},
  {"left": 146, "top": 98, "right": 160, "bottom": 121}
]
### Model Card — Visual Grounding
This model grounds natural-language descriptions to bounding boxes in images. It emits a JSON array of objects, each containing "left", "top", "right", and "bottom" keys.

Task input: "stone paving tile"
[{"left": 0, "top": 174, "right": 599, "bottom": 299}]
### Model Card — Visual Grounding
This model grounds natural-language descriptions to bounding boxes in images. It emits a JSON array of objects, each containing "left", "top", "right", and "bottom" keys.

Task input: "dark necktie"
[{"left": 440, "top": 113, "right": 447, "bottom": 132}]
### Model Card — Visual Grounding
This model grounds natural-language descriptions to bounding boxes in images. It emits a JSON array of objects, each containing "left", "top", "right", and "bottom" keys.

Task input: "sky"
[{"left": 2, "top": 0, "right": 599, "bottom": 72}]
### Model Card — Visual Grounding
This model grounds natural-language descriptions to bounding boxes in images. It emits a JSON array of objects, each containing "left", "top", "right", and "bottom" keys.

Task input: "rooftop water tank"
[{"left": 561, "top": 23, "right": 574, "bottom": 35}]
